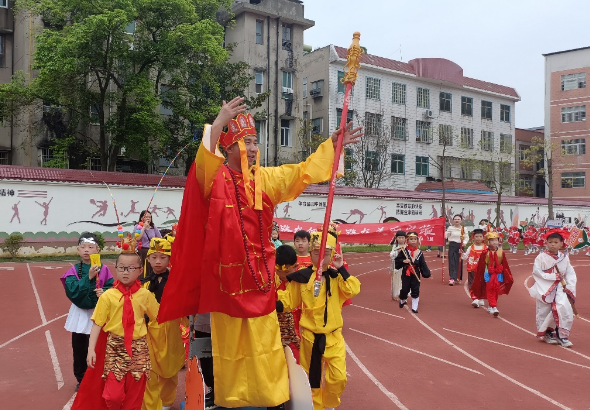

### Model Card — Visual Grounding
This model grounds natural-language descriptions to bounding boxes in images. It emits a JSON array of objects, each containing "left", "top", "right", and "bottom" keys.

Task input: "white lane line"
[
  {"left": 357, "top": 267, "right": 388, "bottom": 277},
  {"left": 350, "top": 304, "right": 405, "bottom": 320},
  {"left": 45, "top": 330, "right": 64, "bottom": 390},
  {"left": 62, "top": 393, "right": 76, "bottom": 410},
  {"left": 349, "top": 328, "right": 482, "bottom": 375},
  {"left": 27, "top": 262, "right": 47, "bottom": 324},
  {"left": 443, "top": 328, "right": 590, "bottom": 370},
  {"left": 345, "top": 342, "right": 409, "bottom": 410},
  {"left": 579, "top": 317, "right": 590, "bottom": 324},
  {"left": 406, "top": 307, "right": 571, "bottom": 410},
  {"left": 0, "top": 313, "right": 68, "bottom": 349}
]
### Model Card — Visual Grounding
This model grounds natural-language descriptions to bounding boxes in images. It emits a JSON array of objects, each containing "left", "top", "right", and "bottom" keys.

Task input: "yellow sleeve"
[
  {"left": 146, "top": 292, "right": 160, "bottom": 322},
  {"left": 260, "top": 138, "right": 344, "bottom": 206},
  {"left": 195, "top": 124, "right": 225, "bottom": 199},
  {"left": 277, "top": 281, "right": 302, "bottom": 313},
  {"left": 337, "top": 275, "right": 361, "bottom": 300},
  {"left": 91, "top": 291, "right": 111, "bottom": 327}
]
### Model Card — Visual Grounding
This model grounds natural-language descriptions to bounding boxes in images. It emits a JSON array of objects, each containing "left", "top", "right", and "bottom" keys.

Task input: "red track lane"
[{"left": 1, "top": 253, "right": 589, "bottom": 409}]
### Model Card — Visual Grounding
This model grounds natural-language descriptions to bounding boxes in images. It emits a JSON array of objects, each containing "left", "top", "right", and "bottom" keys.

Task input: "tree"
[
  {"left": 521, "top": 135, "right": 561, "bottom": 220},
  {"left": 344, "top": 112, "right": 393, "bottom": 188},
  {"left": 463, "top": 135, "right": 517, "bottom": 227},
  {"left": 2, "top": 0, "right": 266, "bottom": 173}
]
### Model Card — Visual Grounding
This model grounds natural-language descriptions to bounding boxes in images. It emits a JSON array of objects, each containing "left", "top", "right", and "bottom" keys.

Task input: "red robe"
[
  {"left": 71, "top": 330, "right": 108, "bottom": 410},
  {"left": 471, "top": 249, "right": 514, "bottom": 300},
  {"left": 159, "top": 164, "right": 276, "bottom": 322}
]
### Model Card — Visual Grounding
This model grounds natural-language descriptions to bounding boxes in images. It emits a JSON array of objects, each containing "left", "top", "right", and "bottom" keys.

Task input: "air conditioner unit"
[
  {"left": 310, "top": 88, "right": 323, "bottom": 98},
  {"left": 425, "top": 109, "right": 434, "bottom": 118},
  {"left": 282, "top": 87, "right": 294, "bottom": 94}
]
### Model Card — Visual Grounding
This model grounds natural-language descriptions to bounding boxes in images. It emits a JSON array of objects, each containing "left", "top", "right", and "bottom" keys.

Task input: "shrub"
[
  {"left": 93, "top": 232, "right": 105, "bottom": 250},
  {"left": 2, "top": 233, "right": 24, "bottom": 257}
]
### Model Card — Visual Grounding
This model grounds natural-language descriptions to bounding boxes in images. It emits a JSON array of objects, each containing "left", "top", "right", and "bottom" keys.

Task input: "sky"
[{"left": 302, "top": 0, "right": 589, "bottom": 129}]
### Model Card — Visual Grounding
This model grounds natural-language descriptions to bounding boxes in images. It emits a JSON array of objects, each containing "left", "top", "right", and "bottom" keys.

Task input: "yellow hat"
[
  {"left": 485, "top": 232, "right": 500, "bottom": 240},
  {"left": 310, "top": 231, "right": 338, "bottom": 251},
  {"left": 147, "top": 237, "right": 172, "bottom": 257}
]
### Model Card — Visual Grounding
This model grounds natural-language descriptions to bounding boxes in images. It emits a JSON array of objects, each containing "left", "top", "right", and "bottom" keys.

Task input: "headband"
[{"left": 79, "top": 237, "right": 98, "bottom": 245}]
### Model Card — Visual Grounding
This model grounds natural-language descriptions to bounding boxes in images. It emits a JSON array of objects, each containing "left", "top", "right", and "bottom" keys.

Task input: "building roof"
[
  {"left": 333, "top": 46, "right": 520, "bottom": 100},
  {"left": 0, "top": 165, "right": 187, "bottom": 188},
  {"left": 543, "top": 46, "right": 590, "bottom": 57},
  {"left": 515, "top": 127, "right": 544, "bottom": 143},
  {"left": 415, "top": 180, "right": 493, "bottom": 194}
]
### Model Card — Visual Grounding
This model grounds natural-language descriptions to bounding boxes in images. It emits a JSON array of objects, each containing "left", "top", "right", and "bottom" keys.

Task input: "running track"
[{"left": 1, "top": 252, "right": 589, "bottom": 409}]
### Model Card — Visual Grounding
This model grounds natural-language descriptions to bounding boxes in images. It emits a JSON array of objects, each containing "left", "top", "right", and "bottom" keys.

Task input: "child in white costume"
[
  {"left": 529, "top": 229, "right": 577, "bottom": 347},
  {"left": 389, "top": 231, "right": 407, "bottom": 301}
]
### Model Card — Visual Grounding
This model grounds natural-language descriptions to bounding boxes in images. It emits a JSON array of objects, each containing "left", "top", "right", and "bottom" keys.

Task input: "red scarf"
[
  {"left": 487, "top": 250, "right": 503, "bottom": 275},
  {"left": 113, "top": 279, "right": 141, "bottom": 357},
  {"left": 404, "top": 245, "right": 418, "bottom": 276}
]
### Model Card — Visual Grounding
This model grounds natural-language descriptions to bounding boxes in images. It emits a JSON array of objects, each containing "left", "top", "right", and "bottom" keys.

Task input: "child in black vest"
[{"left": 394, "top": 231, "right": 431, "bottom": 313}]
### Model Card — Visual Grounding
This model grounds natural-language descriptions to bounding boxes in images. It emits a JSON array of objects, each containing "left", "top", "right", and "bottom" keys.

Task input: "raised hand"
[
  {"left": 331, "top": 121, "right": 363, "bottom": 149},
  {"left": 210, "top": 97, "right": 247, "bottom": 150},
  {"left": 332, "top": 253, "right": 344, "bottom": 269}
]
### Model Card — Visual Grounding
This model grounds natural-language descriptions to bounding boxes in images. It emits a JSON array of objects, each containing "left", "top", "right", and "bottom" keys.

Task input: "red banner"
[{"left": 274, "top": 217, "right": 446, "bottom": 245}]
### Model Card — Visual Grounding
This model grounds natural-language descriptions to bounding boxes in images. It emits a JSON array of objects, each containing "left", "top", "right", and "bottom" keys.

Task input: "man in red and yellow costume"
[{"left": 158, "top": 97, "right": 363, "bottom": 408}]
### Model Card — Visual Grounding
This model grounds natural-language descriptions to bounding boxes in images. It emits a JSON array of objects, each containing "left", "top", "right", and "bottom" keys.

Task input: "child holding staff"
[{"left": 394, "top": 231, "right": 431, "bottom": 313}]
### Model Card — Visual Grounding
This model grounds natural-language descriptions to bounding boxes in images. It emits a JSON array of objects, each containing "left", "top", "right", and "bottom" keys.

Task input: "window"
[
  {"left": 282, "top": 24, "right": 292, "bottom": 49},
  {"left": 124, "top": 21, "right": 136, "bottom": 35},
  {"left": 519, "top": 145, "right": 528, "bottom": 161},
  {"left": 461, "top": 162, "right": 473, "bottom": 180},
  {"left": 311, "top": 118, "right": 322, "bottom": 134},
  {"left": 0, "top": 151, "right": 9, "bottom": 165},
  {"left": 364, "top": 112, "right": 382, "bottom": 136},
  {"left": 311, "top": 79, "right": 323, "bottom": 96},
  {"left": 416, "top": 156, "right": 429, "bottom": 176},
  {"left": 159, "top": 85, "right": 174, "bottom": 115},
  {"left": 344, "top": 148, "right": 354, "bottom": 171},
  {"left": 90, "top": 104, "right": 100, "bottom": 125},
  {"left": 500, "top": 164, "right": 512, "bottom": 184},
  {"left": 481, "top": 100, "right": 493, "bottom": 119},
  {"left": 255, "top": 20, "right": 264, "bottom": 45},
  {"left": 561, "top": 138, "right": 586, "bottom": 155},
  {"left": 280, "top": 119, "right": 291, "bottom": 147},
  {"left": 254, "top": 70, "right": 264, "bottom": 94},
  {"left": 337, "top": 71, "right": 345, "bottom": 93},
  {"left": 461, "top": 96, "right": 473, "bottom": 116},
  {"left": 417, "top": 87, "right": 430, "bottom": 109},
  {"left": 365, "top": 150, "right": 379, "bottom": 171},
  {"left": 416, "top": 120, "right": 432, "bottom": 143},
  {"left": 561, "top": 172, "right": 585, "bottom": 188},
  {"left": 439, "top": 92, "right": 452, "bottom": 112},
  {"left": 500, "top": 104, "right": 511, "bottom": 122},
  {"left": 391, "top": 154, "right": 404, "bottom": 174},
  {"left": 303, "top": 77, "right": 307, "bottom": 98},
  {"left": 392, "top": 82, "right": 406, "bottom": 104},
  {"left": 365, "top": 77, "right": 381, "bottom": 100},
  {"left": 88, "top": 158, "right": 101, "bottom": 171},
  {"left": 561, "top": 106, "right": 586, "bottom": 123},
  {"left": 500, "top": 134, "right": 512, "bottom": 154},
  {"left": 443, "top": 159, "right": 452, "bottom": 178},
  {"left": 282, "top": 71, "right": 293, "bottom": 98},
  {"left": 461, "top": 127, "right": 473, "bottom": 148},
  {"left": 561, "top": 73, "right": 586, "bottom": 91},
  {"left": 519, "top": 177, "right": 532, "bottom": 192},
  {"left": 481, "top": 131, "right": 494, "bottom": 151},
  {"left": 255, "top": 120, "right": 265, "bottom": 144},
  {"left": 0, "top": 0, "right": 7, "bottom": 8},
  {"left": 391, "top": 116, "right": 407, "bottom": 140},
  {"left": 438, "top": 124, "right": 453, "bottom": 146},
  {"left": 41, "top": 148, "right": 53, "bottom": 165},
  {"left": 336, "top": 109, "right": 354, "bottom": 128}
]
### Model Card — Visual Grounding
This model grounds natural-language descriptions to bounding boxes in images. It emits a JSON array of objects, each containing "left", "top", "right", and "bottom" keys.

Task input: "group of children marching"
[
  {"left": 60, "top": 224, "right": 360, "bottom": 410},
  {"left": 389, "top": 219, "right": 579, "bottom": 348}
]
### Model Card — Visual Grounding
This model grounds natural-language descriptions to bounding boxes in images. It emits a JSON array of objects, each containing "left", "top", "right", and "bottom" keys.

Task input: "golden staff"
[{"left": 314, "top": 32, "right": 363, "bottom": 297}]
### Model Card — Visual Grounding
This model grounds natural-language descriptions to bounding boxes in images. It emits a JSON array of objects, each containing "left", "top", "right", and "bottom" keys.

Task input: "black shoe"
[
  {"left": 205, "top": 388, "right": 217, "bottom": 409},
  {"left": 399, "top": 300, "right": 406, "bottom": 309},
  {"left": 75, "top": 383, "right": 80, "bottom": 392},
  {"left": 411, "top": 309, "right": 418, "bottom": 314}
]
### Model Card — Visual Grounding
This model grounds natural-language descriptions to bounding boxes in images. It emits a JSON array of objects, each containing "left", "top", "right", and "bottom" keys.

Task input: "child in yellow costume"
[
  {"left": 141, "top": 238, "right": 188, "bottom": 410},
  {"left": 277, "top": 228, "right": 361, "bottom": 410}
]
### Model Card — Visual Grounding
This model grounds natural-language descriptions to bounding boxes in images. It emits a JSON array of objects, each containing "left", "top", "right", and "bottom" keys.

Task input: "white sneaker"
[
  {"left": 493, "top": 307, "right": 499, "bottom": 317},
  {"left": 472, "top": 299, "right": 480, "bottom": 308},
  {"left": 488, "top": 307, "right": 494, "bottom": 315},
  {"left": 479, "top": 300, "right": 485, "bottom": 307}
]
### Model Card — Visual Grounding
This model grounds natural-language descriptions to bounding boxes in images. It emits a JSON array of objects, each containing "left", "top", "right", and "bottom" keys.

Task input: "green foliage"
[
  {"left": 5, "top": 0, "right": 263, "bottom": 173},
  {"left": 93, "top": 232, "right": 106, "bottom": 250},
  {"left": 2, "top": 233, "right": 24, "bottom": 257}
]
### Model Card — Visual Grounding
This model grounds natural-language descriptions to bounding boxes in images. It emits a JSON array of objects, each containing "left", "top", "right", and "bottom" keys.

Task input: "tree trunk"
[{"left": 547, "top": 156, "right": 554, "bottom": 219}]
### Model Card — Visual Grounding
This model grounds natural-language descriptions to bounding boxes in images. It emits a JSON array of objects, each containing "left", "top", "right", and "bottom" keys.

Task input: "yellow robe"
[
  {"left": 142, "top": 280, "right": 189, "bottom": 410},
  {"left": 278, "top": 267, "right": 361, "bottom": 410},
  {"left": 196, "top": 125, "right": 342, "bottom": 408}
]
